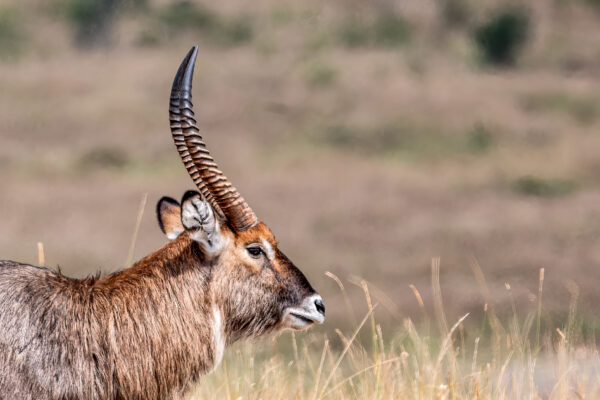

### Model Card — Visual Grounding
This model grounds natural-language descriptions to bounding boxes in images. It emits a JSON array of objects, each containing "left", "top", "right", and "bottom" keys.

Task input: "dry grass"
[{"left": 187, "top": 262, "right": 600, "bottom": 399}]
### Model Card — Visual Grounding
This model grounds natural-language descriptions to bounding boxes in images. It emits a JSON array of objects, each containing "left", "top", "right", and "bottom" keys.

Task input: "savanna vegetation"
[{"left": 2, "top": 0, "right": 600, "bottom": 398}]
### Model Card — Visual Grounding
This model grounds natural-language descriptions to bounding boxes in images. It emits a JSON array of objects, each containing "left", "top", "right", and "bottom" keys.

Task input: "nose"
[{"left": 314, "top": 297, "right": 325, "bottom": 316}]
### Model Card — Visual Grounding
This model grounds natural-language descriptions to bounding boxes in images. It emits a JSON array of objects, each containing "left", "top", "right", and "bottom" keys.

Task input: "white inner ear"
[
  {"left": 181, "top": 197, "right": 226, "bottom": 256},
  {"left": 157, "top": 198, "right": 185, "bottom": 241}
]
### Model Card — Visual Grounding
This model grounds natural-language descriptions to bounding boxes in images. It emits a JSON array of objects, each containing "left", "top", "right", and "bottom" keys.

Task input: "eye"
[{"left": 246, "top": 246, "right": 264, "bottom": 258}]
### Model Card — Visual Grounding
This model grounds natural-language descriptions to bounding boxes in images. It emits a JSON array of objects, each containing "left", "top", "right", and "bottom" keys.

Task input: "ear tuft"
[
  {"left": 181, "top": 191, "right": 213, "bottom": 233},
  {"left": 180, "top": 190, "right": 225, "bottom": 255},
  {"left": 156, "top": 196, "right": 184, "bottom": 240},
  {"left": 181, "top": 190, "right": 201, "bottom": 204}
]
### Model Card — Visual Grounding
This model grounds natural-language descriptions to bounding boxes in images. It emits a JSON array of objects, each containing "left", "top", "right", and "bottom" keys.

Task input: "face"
[
  {"left": 214, "top": 222, "right": 325, "bottom": 339},
  {"left": 157, "top": 193, "right": 325, "bottom": 341}
]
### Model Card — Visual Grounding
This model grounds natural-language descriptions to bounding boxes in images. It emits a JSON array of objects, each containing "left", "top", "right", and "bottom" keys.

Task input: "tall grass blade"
[
  {"left": 536, "top": 268, "right": 545, "bottom": 352},
  {"left": 125, "top": 193, "right": 148, "bottom": 267},
  {"left": 318, "top": 307, "right": 376, "bottom": 398},
  {"left": 37, "top": 242, "right": 45, "bottom": 266}
]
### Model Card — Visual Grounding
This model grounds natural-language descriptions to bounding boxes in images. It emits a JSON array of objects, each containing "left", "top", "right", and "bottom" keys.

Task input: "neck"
[{"left": 93, "top": 235, "right": 225, "bottom": 397}]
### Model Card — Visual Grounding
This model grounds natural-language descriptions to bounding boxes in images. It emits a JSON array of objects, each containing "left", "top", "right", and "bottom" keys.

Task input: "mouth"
[
  {"left": 290, "top": 311, "right": 322, "bottom": 325},
  {"left": 282, "top": 310, "right": 324, "bottom": 330},
  {"left": 281, "top": 295, "right": 326, "bottom": 331}
]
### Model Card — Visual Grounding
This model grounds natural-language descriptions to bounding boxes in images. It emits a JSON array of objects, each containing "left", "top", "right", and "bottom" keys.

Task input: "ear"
[
  {"left": 156, "top": 197, "right": 184, "bottom": 240},
  {"left": 181, "top": 191, "right": 227, "bottom": 255}
]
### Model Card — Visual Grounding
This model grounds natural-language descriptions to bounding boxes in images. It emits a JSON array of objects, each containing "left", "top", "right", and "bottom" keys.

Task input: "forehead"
[{"left": 234, "top": 222, "right": 276, "bottom": 246}]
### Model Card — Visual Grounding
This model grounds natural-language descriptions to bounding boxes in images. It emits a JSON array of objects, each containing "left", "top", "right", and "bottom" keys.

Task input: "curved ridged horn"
[
  {"left": 169, "top": 46, "right": 259, "bottom": 231},
  {"left": 169, "top": 47, "right": 223, "bottom": 219}
]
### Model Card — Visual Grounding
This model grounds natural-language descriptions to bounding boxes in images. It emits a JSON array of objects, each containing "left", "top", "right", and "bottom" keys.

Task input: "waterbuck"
[{"left": 0, "top": 46, "right": 325, "bottom": 399}]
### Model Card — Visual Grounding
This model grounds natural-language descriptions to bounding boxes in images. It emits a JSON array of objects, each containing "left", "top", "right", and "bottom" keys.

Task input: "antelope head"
[{"left": 158, "top": 46, "right": 325, "bottom": 342}]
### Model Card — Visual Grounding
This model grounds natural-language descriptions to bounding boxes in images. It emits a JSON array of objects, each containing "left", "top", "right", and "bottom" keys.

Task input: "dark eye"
[{"left": 246, "top": 246, "right": 263, "bottom": 258}]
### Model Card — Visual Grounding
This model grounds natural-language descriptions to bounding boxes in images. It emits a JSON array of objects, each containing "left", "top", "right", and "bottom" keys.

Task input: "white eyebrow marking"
[{"left": 261, "top": 239, "right": 275, "bottom": 262}]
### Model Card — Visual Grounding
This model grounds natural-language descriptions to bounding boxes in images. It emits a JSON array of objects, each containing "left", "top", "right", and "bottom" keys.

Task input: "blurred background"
[{"left": 1, "top": 0, "right": 600, "bottom": 334}]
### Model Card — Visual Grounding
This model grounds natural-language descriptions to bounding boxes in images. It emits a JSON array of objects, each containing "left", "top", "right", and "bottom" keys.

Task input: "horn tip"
[
  {"left": 181, "top": 46, "right": 198, "bottom": 92},
  {"left": 171, "top": 45, "right": 199, "bottom": 93}
]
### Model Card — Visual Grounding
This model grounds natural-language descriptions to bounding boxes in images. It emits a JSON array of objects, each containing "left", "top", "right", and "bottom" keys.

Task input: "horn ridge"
[
  {"left": 169, "top": 45, "right": 258, "bottom": 231},
  {"left": 169, "top": 48, "right": 223, "bottom": 218}
]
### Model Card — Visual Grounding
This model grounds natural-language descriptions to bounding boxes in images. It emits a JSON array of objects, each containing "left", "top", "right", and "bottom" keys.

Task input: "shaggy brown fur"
[
  {"left": 1, "top": 46, "right": 323, "bottom": 400},
  {"left": 0, "top": 220, "right": 317, "bottom": 399}
]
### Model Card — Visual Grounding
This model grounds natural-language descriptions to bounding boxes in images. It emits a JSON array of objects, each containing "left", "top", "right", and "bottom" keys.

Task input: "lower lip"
[{"left": 290, "top": 313, "right": 315, "bottom": 324}]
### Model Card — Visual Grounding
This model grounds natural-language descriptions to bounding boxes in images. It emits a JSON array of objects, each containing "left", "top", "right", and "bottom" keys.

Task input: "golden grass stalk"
[
  {"left": 318, "top": 307, "right": 375, "bottom": 398},
  {"left": 37, "top": 241, "right": 45, "bottom": 266},
  {"left": 125, "top": 193, "right": 148, "bottom": 267},
  {"left": 536, "top": 268, "right": 545, "bottom": 352}
]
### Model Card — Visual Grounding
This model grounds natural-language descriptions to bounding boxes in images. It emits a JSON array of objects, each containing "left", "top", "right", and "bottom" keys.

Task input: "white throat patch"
[{"left": 210, "top": 304, "right": 225, "bottom": 372}]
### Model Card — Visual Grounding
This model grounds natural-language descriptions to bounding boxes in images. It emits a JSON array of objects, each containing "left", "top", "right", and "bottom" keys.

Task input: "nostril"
[{"left": 314, "top": 298, "right": 325, "bottom": 315}]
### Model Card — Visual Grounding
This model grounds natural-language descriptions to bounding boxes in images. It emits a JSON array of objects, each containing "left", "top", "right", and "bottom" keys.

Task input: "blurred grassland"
[
  {"left": 189, "top": 264, "right": 600, "bottom": 399},
  {"left": 2, "top": 1, "right": 600, "bottom": 395}
]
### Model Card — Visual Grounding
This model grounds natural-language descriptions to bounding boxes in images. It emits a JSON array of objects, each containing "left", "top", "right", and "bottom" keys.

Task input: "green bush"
[
  {"left": 582, "top": 0, "right": 600, "bottom": 8},
  {"left": 319, "top": 122, "right": 498, "bottom": 160},
  {"left": 158, "top": 1, "right": 217, "bottom": 31},
  {"left": 372, "top": 14, "right": 410, "bottom": 47},
  {"left": 0, "top": 7, "right": 24, "bottom": 60},
  {"left": 64, "top": 0, "right": 117, "bottom": 46},
  {"left": 270, "top": 4, "right": 295, "bottom": 27},
  {"left": 520, "top": 91, "right": 598, "bottom": 125},
  {"left": 465, "top": 124, "right": 493, "bottom": 153},
  {"left": 474, "top": 8, "right": 529, "bottom": 66},
  {"left": 78, "top": 147, "right": 129, "bottom": 172},
  {"left": 441, "top": 0, "right": 472, "bottom": 28},
  {"left": 218, "top": 16, "right": 253, "bottom": 46},
  {"left": 64, "top": 0, "right": 147, "bottom": 47},
  {"left": 322, "top": 125, "right": 401, "bottom": 154},
  {"left": 513, "top": 176, "right": 577, "bottom": 197},
  {"left": 306, "top": 63, "right": 337, "bottom": 88},
  {"left": 136, "top": 24, "right": 164, "bottom": 47},
  {"left": 337, "top": 19, "right": 371, "bottom": 48},
  {"left": 337, "top": 13, "right": 410, "bottom": 49},
  {"left": 155, "top": 2, "right": 253, "bottom": 47}
]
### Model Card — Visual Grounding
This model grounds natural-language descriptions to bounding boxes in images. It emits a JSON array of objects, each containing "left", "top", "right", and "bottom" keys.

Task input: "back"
[{"left": 0, "top": 261, "right": 101, "bottom": 399}]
